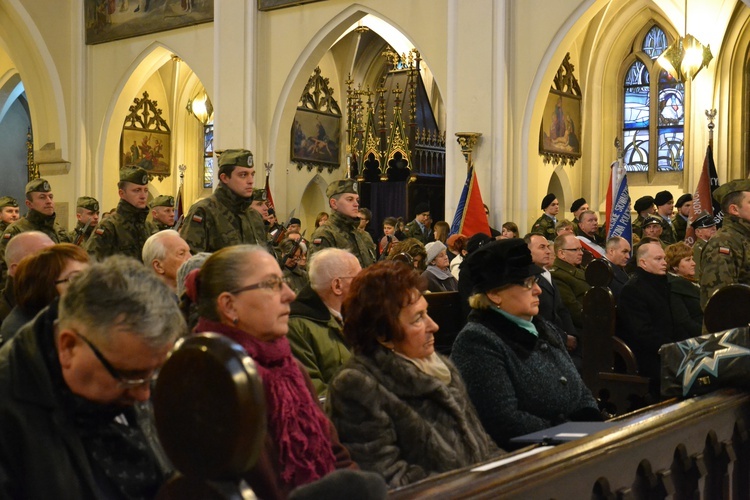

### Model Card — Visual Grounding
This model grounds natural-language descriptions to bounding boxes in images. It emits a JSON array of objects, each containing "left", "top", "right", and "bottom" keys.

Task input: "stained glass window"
[
  {"left": 622, "top": 25, "right": 684, "bottom": 175},
  {"left": 203, "top": 123, "right": 214, "bottom": 188}
]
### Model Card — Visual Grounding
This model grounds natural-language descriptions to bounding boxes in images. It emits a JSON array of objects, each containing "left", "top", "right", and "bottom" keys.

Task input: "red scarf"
[{"left": 194, "top": 317, "right": 336, "bottom": 487}]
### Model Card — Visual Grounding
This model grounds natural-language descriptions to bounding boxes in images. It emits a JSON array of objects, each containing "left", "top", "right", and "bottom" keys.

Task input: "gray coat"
[{"left": 326, "top": 346, "right": 498, "bottom": 487}]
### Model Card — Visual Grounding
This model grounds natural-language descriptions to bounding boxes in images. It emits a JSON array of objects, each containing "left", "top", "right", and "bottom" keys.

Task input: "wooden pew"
[
  {"left": 424, "top": 291, "right": 464, "bottom": 355},
  {"left": 704, "top": 283, "right": 750, "bottom": 333},
  {"left": 390, "top": 389, "right": 750, "bottom": 499}
]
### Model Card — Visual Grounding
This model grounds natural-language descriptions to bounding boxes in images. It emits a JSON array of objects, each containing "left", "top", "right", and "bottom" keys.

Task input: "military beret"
[
  {"left": 251, "top": 189, "right": 267, "bottom": 202},
  {"left": 150, "top": 195, "right": 174, "bottom": 209},
  {"left": 76, "top": 196, "right": 99, "bottom": 212},
  {"left": 326, "top": 179, "right": 359, "bottom": 198},
  {"left": 675, "top": 193, "right": 693, "bottom": 208},
  {"left": 465, "top": 239, "right": 543, "bottom": 293},
  {"left": 0, "top": 196, "right": 19, "bottom": 209},
  {"left": 569, "top": 198, "right": 587, "bottom": 213},
  {"left": 634, "top": 196, "right": 655, "bottom": 213},
  {"left": 691, "top": 211, "right": 716, "bottom": 229},
  {"left": 414, "top": 202, "right": 430, "bottom": 215},
  {"left": 654, "top": 190, "right": 673, "bottom": 206},
  {"left": 541, "top": 193, "right": 557, "bottom": 210},
  {"left": 288, "top": 217, "right": 301, "bottom": 226},
  {"left": 712, "top": 179, "right": 750, "bottom": 205},
  {"left": 218, "top": 149, "right": 254, "bottom": 175},
  {"left": 267, "top": 208, "right": 276, "bottom": 216},
  {"left": 26, "top": 178, "right": 51, "bottom": 194},
  {"left": 120, "top": 166, "right": 149, "bottom": 186},
  {"left": 643, "top": 215, "right": 662, "bottom": 227}
]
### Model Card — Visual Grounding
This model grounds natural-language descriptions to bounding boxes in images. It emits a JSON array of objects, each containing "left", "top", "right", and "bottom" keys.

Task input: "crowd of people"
[{"left": 1, "top": 145, "right": 749, "bottom": 497}]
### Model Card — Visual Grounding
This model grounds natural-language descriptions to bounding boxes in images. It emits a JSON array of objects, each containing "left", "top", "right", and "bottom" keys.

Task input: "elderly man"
[
  {"left": 617, "top": 238, "right": 677, "bottom": 389},
  {"left": 691, "top": 211, "right": 717, "bottom": 282},
  {"left": 641, "top": 215, "right": 665, "bottom": 246},
  {"left": 403, "top": 202, "right": 433, "bottom": 244},
  {"left": 700, "top": 179, "right": 750, "bottom": 308},
  {"left": 575, "top": 210, "right": 606, "bottom": 259},
  {"left": 550, "top": 233, "right": 590, "bottom": 335},
  {"left": 0, "top": 232, "right": 54, "bottom": 325},
  {"left": 148, "top": 195, "right": 175, "bottom": 232},
  {"left": 0, "top": 256, "right": 185, "bottom": 498},
  {"left": 603, "top": 236, "right": 631, "bottom": 300},
  {"left": 86, "top": 167, "right": 155, "bottom": 261},
  {"left": 142, "top": 229, "right": 191, "bottom": 293},
  {"left": 0, "top": 196, "right": 20, "bottom": 234},
  {"left": 309, "top": 179, "right": 376, "bottom": 268},
  {"left": 672, "top": 193, "right": 693, "bottom": 241},
  {"left": 180, "top": 149, "right": 267, "bottom": 253},
  {"left": 287, "top": 248, "right": 361, "bottom": 398},
  {"left": 70, "top": 196, "right": 100, "bottom": 246},
  {"left": 532, "top": 193, "right": 560, "bottom": 241},
  {"left": 632, "top": 195, "right": 656, "bottom": 238}
]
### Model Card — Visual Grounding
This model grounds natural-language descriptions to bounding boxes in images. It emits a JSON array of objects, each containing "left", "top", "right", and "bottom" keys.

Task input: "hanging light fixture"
[
  {"left": 186, "top": 89, "right": 214, "bottom": 125},
  {"left": 657, "top": 0, "right": 713, "bottom": 82}
]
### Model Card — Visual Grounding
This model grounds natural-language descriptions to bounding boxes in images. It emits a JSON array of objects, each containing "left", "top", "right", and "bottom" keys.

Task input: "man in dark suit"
[{"left": 603, "top": 236, "right": 631, "bottom": 300}]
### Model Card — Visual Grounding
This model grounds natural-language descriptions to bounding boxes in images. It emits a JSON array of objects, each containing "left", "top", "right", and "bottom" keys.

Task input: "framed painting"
[
  {"left": 85, "top": 0, "right": 214, "bottom": 45},
  {"left": 121, "top": 129, "right": 171, "bottom": 179},
  {"left": 291, "top": 108, "right": 341, "bottom": 169},
  {"left": 258, "top": 0, "right": 325, "bottom": 11},
  {"left": 539, "top": 91, "right": 582, "bottom": 164}
]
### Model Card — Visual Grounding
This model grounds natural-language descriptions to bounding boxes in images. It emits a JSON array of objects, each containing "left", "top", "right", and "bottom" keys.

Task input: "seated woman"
[
  {"left": 665, "top": 242, "right": 702, "bottom": 338},
  {"left": 278, "top": 238, "right": 309, "bottom": 294},
  {"left": 421, "top": 241, "right": 458, "bottom": 292},
  {"left": 451, "top": 239, "right": 601, "bottom": 449},
  {"left": 185, "top": 245, "right": 354, "bottom": 499},
  {"left": 0, "top": 243, "right": 88, "bottom": 344},
  {"left": 386, "top": 238, "right": 426, "bottom": 272},
  {"left": 327, "top": 260, "right": 499, "bottom": 488}
]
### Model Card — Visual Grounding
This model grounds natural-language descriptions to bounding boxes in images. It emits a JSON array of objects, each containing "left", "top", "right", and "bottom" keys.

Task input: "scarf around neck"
[{"left": 194, "top": 317, "right": 336, "bottom": 487}]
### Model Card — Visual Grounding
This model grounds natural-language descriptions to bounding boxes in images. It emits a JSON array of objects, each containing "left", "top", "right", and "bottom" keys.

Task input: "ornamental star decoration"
[{"left": 675, "top": 330, "right": 750, "bottom": 396}]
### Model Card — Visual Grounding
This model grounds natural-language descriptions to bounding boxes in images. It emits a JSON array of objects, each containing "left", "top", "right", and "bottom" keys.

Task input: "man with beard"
[{"left": 86, "top": 167, "right": 155, "bottom": 261}]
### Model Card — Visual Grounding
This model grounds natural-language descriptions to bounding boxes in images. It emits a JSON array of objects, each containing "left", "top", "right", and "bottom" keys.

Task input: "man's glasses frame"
[{"left": 73, "top": 330, "right": 156, "bottom": 389}]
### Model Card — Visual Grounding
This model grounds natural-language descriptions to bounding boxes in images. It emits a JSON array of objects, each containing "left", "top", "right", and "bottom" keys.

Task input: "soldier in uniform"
[
  {"left": 654, "top": 190, "right": 677, "bottom": 244},
  {"left": 632, "top": 195, "right": 656, "bottom": 238},
  {"left": 0, "top": 197, "right": 20, "bottom": 234},
  {"left": 672, "top": 193, "right": 693, "bottom": 242},
  {"left": 531, "top": 193, "right": 559, "bottom": 241},
  {"left": 85, "top": 167, "right": 154, "bottom": 261},
  {"left": 69, "top": 196, "right": 100, "bottom": 245},
  {"left": 403, "top": 202, "right": 433, "bottom": 244},
  {"left": 691, "top": 211, "right": 716, "bottom": 282},
  {"left": 699, "top": 179, "right": 750, "bottom": 308},
  {"left": 179, "top": 149, "right": 267, "bottom": 253},
  {"left": 309, "top": 179, "right": 376, "bottom": 268},
  {"left": 148, "top": 195, "right": 175, "bottom": 232},
  {"left": 569, "top": 197, "right": 588, "bottom": 233}
]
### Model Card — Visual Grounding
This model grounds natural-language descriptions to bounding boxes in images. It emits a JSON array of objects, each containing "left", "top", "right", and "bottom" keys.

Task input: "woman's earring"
[{"left": 232, "top": 317, "right": 239, "bottom": 326}]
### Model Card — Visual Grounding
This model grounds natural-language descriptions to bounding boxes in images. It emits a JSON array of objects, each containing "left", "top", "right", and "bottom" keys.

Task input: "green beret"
[
  {"left": 150, "top": 195, "right": 174, "bottom": 208},
  {"left": 0, "top": 196, "right": 19, "bottom": 209},
  {"left": 326, "top": 179, "right": 359, "bottom": 198},
  {"left": 76, "top": 196, "right": 99, "bottom": 212},
  {"left": 25, "top": 178, "right": 51, "bottom": 194},
  {"left": 251, "top": 189, "right": 267, "bottom": 202},
  {"left": 120, "top": 166, "right": 149, "bottom": 186},
  {"left": 218, "top": 149, "right": 254, "bottom": 175},
  {"left": 713, "top": 179, "right": 750, "bottom": 205}
]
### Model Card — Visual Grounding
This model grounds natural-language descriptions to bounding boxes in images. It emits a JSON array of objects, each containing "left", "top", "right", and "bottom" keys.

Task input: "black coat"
[
  {"left": 537, "top": 274, "right": 576, "bottom": 343},
  {"left": 668, "top": 274, "right": 703, "bottom": 338},
  {"left": 606, "top": 261, "right": 630, "bottom": 301}
]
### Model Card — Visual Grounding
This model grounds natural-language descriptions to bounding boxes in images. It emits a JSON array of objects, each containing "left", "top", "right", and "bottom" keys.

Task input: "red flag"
[
  {"left": 685, "top": 145, "right": 714, "bottom": 246},
  {"left": 264, "top": 173, "right": 275, "bottom": 211},
  {"left": 450, "top": 166, "right": 491, "bottom": 237}
]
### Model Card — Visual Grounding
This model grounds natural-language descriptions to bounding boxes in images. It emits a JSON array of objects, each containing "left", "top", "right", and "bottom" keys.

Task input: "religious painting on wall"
[
  {"left": 291, "top": 67, "right": 342, "bottom": 172},
  {"left": 258, "top": 0, "right": 326, "bottom": 11},
  {"left": 120, "top": 91, "right": 172, "bottom": 181},
  {"left": 85, "top": 0, "right": 214, "bottom": 45},
  {"left": 539, "top": 53, "right": 582, "bottom": 166}
]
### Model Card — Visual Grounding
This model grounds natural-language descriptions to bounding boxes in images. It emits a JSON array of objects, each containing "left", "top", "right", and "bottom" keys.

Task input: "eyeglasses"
[
  {"left": 73, "top": 331, "right": 158, "bottom": 389},
  {"left": 229, "top": 275, "right": 291, "bottom": 294},
  {"left": 515, "top": 275, "right": 540, "bottom": 290},
  {"left": 562, "top": 248, "right": 585, "bottom": 253}
]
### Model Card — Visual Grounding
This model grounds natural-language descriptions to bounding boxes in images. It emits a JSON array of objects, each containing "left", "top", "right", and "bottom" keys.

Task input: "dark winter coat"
[
  {"left": 668, "top": 273, "right": 703, "bottom": 339},
  {"left": 550, "top": 257, "right": 591, "bottom": 330},
  {"left": 451, "top": 309, "right": 600, "bottom": 449},
  {"left": 327, "top": 346, "right": 499, "bottom": 487}
]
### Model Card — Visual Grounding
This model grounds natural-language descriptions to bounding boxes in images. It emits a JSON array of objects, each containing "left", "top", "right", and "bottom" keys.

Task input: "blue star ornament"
[{"left": 675, "top": 330, "right": 750, "bottom": 396}]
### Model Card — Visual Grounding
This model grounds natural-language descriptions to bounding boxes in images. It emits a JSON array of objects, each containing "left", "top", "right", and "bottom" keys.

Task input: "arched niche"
[{"left": 298, "top": 174, "right": 329, "bottom": 232}]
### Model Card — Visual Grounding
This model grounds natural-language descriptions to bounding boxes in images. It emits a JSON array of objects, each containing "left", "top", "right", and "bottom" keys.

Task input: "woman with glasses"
[
  {"left": 279, "top": 238, "right": 309, "bottom": 294},
  {"left": 326, "top": 260, "right": 499, "bottom": 488},
  {"left": 184, "top": 245, "right": 354, "bottom": 499},
  {"left": 0, "top": 243, "right": 88, "bottom": 345},
  {"left": 451, "top": 239, "right": 600, "bottom": 449}
]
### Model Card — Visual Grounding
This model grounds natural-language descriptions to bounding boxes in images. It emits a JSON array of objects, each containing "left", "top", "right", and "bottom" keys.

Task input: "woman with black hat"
[{"left": 451, "top": 239, "right": 601, "bottom": 448}]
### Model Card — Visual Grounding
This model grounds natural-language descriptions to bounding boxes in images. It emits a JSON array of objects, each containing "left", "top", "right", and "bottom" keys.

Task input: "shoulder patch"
[
  {"left": 192, "top": 214, "right": 204, "bottom": 224},
  {"left": 2, "top": 233, "right": 11, "bottom": 240},
  {"left": 313, "top": 238, "right": 322, "bottom": 245},
  {"left": 719, "top": 246, "right": 731, "bottom": 255},
  {"left": 95, "top": 228, "right": 105, "bottom": 236}
]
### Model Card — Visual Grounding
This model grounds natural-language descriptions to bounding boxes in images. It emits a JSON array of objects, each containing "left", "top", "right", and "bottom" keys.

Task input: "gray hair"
[
  {"left": 606, "top": 236, "right": 628, "bottom": 252},
  {"left": 177, "top": 252, "right": 211, "bottom": 298},
  {"left": 142, "top": 229, "right": 181, "bottom": 264},
  {"left": 58, "top": 255, "right": 186, "bottom": 348},
  {"left": 308, "top": 248, "right": 357, "bottom": 293}
]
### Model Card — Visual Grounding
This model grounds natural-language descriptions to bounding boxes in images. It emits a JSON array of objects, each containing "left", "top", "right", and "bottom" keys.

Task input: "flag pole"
[{"left": 705, "top": 108, "right": 716, "bottom": 148}]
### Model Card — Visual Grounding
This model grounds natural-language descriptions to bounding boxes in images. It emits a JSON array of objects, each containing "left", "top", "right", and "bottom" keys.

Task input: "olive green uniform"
[
  {"left": 179, "top": 183, "right": 267, "bottom": 254},
  {"left": 672, "top": 215, "right": 688, "bottom": 242},
  {"left": 147, "top": 221, "right": 172, "bottom": 233},
  {"left": 85, "top": 200, "right": 154, "bottom": 262},
  {"left": 692, "top": 237, "right": 707, "bottom": 282},
  {"left": 0, "top": 210, "right": 71, "bottom": 282},
  {"left": 283, "top": 265, "right": 309, "bottom": 294},
  {"left": 657, "top": 216, "right": 677, "bottom": 245},
  {"left": 69, "top": 221, "right": 95, "bottom": 246},
  {"left": 531, "top": 214, "right": 557, "bottom": 241},
  {"left": 309, "top": 211, "right": 376, "bottom": 268},
  {"left": 403, "top": 220, "right": 432, "bottom": 244},
  {"left": 699, "top": 215, "right": 750, "bottom": 308},
  {"left": 632, "top": 215, "right": 645, "bottom": 238}
]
